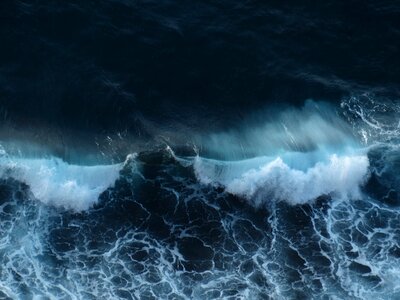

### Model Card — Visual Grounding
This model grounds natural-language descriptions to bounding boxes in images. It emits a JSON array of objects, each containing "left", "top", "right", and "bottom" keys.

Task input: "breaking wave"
[
  {"left": 192, "top": 100, "right": 372, "bottom": 206},
  {"left": 194, "top": 153, "right": 370, "bottom": 206},
  {"left": 0, "top": 149, "right": 132, "bottom": 211}
]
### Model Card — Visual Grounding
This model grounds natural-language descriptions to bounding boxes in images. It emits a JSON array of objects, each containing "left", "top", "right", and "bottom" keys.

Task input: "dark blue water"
[{"left": 0, "top": 1, "right": 400, "bottom": 299}]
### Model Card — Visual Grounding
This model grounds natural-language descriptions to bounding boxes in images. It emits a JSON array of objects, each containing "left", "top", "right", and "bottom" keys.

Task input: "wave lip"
[
  {"left": 194, "top": 153, "right": 370, "bottom": 206},
  {"left": 0, "top": 154, "right": 129, "bottom": 211}
]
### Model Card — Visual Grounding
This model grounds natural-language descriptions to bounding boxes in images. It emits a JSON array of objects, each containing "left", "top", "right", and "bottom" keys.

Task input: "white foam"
[
  {"left": 0, "top": 154, "right": 127, "bottom": 211},
  {"left": 192, "top": 100, "right": 372, "bottom": 206},
  {"left": 194, "top": 153, "right": 370, "bottom": 206}
]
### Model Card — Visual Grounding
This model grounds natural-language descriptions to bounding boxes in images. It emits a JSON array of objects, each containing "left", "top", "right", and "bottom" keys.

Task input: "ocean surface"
[{"left": 0, "top": 1, "right": 400, "bottom": 299}]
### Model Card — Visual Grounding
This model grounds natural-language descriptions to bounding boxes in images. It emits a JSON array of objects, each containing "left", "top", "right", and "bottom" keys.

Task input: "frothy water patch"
[
  {"left": 0, "top": 151, "right": 129, "bottom": 211},
  {"left": 341, "top": 94, "right": 400, "bottom": 145},
  {"left": 0, "top": 146, "right": 398, "bottom": 299},
  {"left": 192, "top": 100, "right": 371, "bottom": 206},
  {"left": 194, "top": 153, "right": 370, "bottom": 206}
]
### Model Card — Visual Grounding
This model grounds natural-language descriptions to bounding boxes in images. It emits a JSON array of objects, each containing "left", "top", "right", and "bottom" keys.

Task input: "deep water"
[{"left": 0, "top": 1, "right": 400, "bottom": 299}]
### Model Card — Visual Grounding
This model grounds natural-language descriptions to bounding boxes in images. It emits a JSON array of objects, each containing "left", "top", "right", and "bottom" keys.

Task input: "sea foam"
[
  {"left": 193, "top": 100, "right": 371, "bottom": 206},
  {"left": 0, "top": 153, "right": 126, "bottom": 211},
  {"left": 194, "top": 153, "right": 370, "bottom": 206}
]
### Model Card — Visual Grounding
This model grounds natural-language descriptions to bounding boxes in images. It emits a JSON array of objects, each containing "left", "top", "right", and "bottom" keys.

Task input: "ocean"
[{"left": 0, "top": 1, "right": 399, "bottom": 299}]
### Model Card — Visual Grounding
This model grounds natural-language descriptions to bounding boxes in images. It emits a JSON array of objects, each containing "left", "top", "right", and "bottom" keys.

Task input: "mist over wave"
[
  {"left": 199, "top": 100, "right": 359, "bottom": 160},
  {"left": 190, "top": 100, "right": 371, "bottom": 207}
]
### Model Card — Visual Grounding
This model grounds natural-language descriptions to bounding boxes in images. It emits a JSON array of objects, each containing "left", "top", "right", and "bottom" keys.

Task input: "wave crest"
[
  {"left": 0, "top": 151, "right": 131, "bottom": 211},
  {"left": 194, "top": 154, "right": 370, "bottom": 206}
]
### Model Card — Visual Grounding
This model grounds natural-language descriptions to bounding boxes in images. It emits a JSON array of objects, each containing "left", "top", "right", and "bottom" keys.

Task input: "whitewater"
[{"left": 0, "top": 97, "right": 399, "bottom": 299}]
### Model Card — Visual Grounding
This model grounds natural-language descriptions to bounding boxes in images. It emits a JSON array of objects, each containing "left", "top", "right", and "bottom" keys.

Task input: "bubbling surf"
[
  {"left": 0, "top": 149, "right": 131, "bottom": 211},
  {"left": 194, "top": 153, "right": 370, "bottom": 206},
  {"left": 192, "top": 100, "right": 371, "bottom": 207}
]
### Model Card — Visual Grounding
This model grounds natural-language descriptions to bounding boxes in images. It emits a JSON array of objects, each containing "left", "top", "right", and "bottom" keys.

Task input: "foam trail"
[{"left": 0, "top": 152, "right": 126, "bottom": 211}]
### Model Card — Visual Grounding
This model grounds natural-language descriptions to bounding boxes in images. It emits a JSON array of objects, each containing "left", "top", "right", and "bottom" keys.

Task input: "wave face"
[{"left": 1, "top": 0, "right": 400, "bottom": 299}]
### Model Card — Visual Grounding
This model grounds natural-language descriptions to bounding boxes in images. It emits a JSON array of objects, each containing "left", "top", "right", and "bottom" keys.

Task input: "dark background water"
[{"left": 1, "top": 0, "right": 399, "bottom": 139}]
